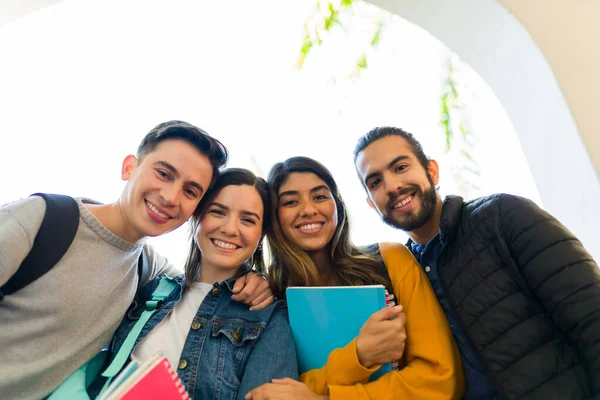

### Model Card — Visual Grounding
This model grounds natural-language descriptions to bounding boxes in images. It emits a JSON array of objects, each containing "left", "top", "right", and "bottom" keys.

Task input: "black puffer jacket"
[{"left": 435, "top": 194, "right": 600, "bottom": 400}]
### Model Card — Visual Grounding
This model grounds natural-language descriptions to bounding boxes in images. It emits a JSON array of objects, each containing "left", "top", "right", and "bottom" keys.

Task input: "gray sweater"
[{"left": 0, "top": 196, "right": 179, "bottom": 399}]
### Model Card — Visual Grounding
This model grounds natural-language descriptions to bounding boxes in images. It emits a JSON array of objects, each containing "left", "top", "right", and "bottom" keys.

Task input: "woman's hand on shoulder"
[
  {"left": 356, "top": 305, "right": 407, "bottom": 368},
  {"left": 245, "top": 378, "right": 328, "bottom": 400},
  {"left": 232, "top": 272, "right": 275, "bottom": 310}
]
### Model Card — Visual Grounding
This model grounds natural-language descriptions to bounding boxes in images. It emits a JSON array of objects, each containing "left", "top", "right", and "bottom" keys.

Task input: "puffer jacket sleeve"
[{"left": 498, "top": 194, "right": 600, "bottom": 392}]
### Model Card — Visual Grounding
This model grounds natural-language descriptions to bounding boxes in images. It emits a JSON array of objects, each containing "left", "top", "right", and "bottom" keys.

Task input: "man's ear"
[
  {"left": 121, "top": 155, "right": 138, "bottom": 181},
  {"left": 427, "top": 159, "right": 440, "bottom": 185},
  {"left": 366, "top": 197, "right": 375, "bottom": 209}
]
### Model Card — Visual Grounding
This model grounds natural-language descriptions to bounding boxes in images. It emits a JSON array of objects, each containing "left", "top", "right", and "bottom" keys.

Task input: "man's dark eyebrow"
[
  {"left": 155, "top": 161, "right": 204, "bottom": 194},
  {"left": 363, "top": 155, "right": 410, "bottom": 186},
  {"left": 278, "top": 185, "right": 330, "bottom": 199},
  {"left": 211, "top": 202, "right": 261, "bottom": 220}
]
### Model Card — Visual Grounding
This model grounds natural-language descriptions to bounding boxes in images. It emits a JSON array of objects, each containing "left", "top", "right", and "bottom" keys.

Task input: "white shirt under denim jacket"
[{"left": 103, "top": 274, "right": 298, "bottom": 400}]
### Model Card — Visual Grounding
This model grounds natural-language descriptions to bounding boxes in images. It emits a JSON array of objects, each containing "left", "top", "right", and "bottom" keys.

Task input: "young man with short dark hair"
[
  {"left": 0, "top": 120, "right": 272, "bottom": 399},
  {"left": 354, "top": 126, "right": 600, "bottom": 400}
]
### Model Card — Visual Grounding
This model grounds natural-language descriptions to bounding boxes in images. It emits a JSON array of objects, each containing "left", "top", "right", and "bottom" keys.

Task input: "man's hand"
[
  {"left": 356, "top": 305, "right": 406, "bottom": 368},
  {"left": 245, "top": 378, "right": 328, "bottom": 400},
  {"left": 231, "top": 272, "right": 274, "bottom": 310}
]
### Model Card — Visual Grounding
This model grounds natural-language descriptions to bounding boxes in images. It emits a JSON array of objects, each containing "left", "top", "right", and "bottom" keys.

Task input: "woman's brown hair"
[
  {"left": 266, "top": 156, "right": 394, "bottom": 299},
  {"left": 183, "top": 168, "right": 271, "bottom": 286}
]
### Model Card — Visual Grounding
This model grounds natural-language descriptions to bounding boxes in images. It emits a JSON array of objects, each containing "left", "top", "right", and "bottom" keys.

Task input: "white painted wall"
[
  {"left": 0, "top": 0, "right": 62, "bottom": 26},
  {"left": 501, "top": 0, "right": 600, "bottom": 176}
]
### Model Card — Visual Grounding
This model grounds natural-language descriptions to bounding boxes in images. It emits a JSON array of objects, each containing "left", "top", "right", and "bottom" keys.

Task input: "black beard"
[{"left": 380, "top": 177, "right": 437, "bottom": 232}]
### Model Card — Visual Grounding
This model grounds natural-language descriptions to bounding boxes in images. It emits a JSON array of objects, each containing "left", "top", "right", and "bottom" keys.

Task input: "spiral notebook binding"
[
  {"left": 385, "top": 290, "right": 400, "bottom": 372},
  {"left": 164, "top": 360, "right": 190, "bottom": 399},
  {"left": 385, "top": 292, "right": 396, "bottom": 306}
]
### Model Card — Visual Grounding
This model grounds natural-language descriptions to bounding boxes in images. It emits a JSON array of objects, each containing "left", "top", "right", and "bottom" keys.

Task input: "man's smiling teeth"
[
  {"left": 213, "top": 239, "right": 238, "bottom": 250},
  {"left": 394, "top": 195, "right": 413, "bottom": 208},
  {"left": 146, "top": 200, "right": 169, "bottom": 218},
  {"left": 299, "top": 223, "right": 323, "bottom": 231}
]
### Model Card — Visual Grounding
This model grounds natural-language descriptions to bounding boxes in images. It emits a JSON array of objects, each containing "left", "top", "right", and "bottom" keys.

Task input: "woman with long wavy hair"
[{"left": 247, "top": 157, "right": 464, "bottom": 400}]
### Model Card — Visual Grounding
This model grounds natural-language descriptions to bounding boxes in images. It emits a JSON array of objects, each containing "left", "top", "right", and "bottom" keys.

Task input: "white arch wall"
[
  {"left": 0, "top": 0, "right": 62, "bottom": 27},
  {"left": 501, "top": 0, "right": 600, "bottom": 175},
  {"left": 367, "top": 0, "right": 600, "bottom": 261}
]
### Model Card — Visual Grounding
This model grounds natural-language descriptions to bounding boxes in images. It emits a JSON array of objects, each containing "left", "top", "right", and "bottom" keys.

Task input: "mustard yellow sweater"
[{"left": 300, "top": 242, "right": 465, "bottom": 400}]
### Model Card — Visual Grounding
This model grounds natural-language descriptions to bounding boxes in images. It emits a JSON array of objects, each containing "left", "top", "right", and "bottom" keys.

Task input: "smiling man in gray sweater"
[{"left": 0, "top": 121, "right": 272, "bottom": 399}]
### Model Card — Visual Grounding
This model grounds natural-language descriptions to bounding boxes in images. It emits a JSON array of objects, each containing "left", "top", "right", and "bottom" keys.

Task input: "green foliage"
[
  {"left": 299, "top": 34, "right": 314, "bottom": 66},
  {"left": 296, "top": 1, "right": 481, "bottom": 198},
  {"left": 324, "top": 2, "right": 341, "bottom": 31},
  {"left": 439, "top": 54, "right": 481, "bottom": 196},
  {"left": 297, "top": 0, "right": 382, "bottom": 76},
  {"left": 440, "top": 55, "right": 464, "bottom": 151},
  {"left": 439, "top": 92, "right": 452, "bottom": 152},
  {"left": 356, "top": 53, "right": 368, "bottom": 70},
  {"left": 370, "top": 20, "right": 383, "bottom": 47}
]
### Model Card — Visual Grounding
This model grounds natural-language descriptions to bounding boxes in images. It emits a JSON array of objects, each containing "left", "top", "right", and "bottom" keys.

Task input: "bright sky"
[{"left": 0, "top": 0, "right": 541, "bottom": 269}]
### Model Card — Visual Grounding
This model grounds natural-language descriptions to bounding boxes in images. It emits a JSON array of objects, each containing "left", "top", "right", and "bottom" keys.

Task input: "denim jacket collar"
[
  {"left": 189, "top": 273, "right": 242, "bottom": 293},
  {"left": 186, "top": 265, "right": 250, "bottom": 292},
  {"left": 219, "top": 276, "right": 238, "bottom": 292}
]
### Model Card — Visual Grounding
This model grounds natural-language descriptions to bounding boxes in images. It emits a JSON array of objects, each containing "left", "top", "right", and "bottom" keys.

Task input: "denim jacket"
[{"left": 108, "top": 274, "right": 298, "bottom": 400}]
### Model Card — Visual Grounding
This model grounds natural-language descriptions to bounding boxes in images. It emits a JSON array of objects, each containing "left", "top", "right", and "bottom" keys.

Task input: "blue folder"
[{"left": 286, "top": 285, "right": 391, "bottom": 381}]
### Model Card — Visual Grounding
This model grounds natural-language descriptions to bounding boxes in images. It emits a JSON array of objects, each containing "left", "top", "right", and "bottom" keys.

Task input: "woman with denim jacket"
[
  {"left": 107, "top": 168, "right": 298, "bottom": 400},
  {"left": 247, "top": 157, "right": 463, "bottom": 400}
]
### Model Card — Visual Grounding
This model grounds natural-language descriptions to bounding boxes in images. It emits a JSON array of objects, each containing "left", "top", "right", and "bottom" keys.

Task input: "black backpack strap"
[
  {"left": 362, "top": 242, "right": 396, "bottom": 300},
  {"left": 362, "top": 243, "right": 392, "bottom": 282},
  {"left": 0, "top": 193, "right": 79, "bottom": 300},
  {"left": 136, "top": 246, "right": 150, "bottom": 290}
]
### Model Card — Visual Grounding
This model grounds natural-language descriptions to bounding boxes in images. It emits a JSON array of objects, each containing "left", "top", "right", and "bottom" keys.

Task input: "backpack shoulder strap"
[
  {"left": 101, "top": 278, "right": 178, "bottom": 380},
  {"left": 378, "top": 241, "right": 417, "bottom": 284},
  {"left": 362, "top": 242, "right": 397, "bottom": 301},
  {"left": 136, "top": 246, "right": 151, "bottom": 291},
  {"left": 362, "top": 243, "right": 392, "bottom": 283},
  {"left": 0, "top": 193, "right": 79, "bottom": 300}
]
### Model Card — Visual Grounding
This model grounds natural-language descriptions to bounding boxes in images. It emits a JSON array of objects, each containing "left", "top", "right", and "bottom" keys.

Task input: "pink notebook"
[{"left": 99, "top": 354, "right": 189, "bottom": 400}]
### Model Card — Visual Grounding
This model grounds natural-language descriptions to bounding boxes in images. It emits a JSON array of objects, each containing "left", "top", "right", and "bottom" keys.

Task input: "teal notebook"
[{"left": 286, "top": 285, "right": 391, "bottom": 381}]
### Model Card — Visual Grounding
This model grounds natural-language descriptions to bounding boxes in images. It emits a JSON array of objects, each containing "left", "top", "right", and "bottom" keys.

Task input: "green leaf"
[
  {"left": 298, "top": 34, "right": 314, "bottom": 68},
  {"left": 315, "top": 30, "right": 323, "bottom": 46},
  {"left": 370, "top": 20, "right": 383, "bottom": 47},
  {"left": 460, "top": 149, "right": 474, "bottom": 161},
  {"left": 451, "top": 83, "right": 458, "bottom": 100},
  {"left": 445, "top": 126, "right": 452, "bottom": 152},
  {"left": 459, "top": 121, "right": 468, "bottom": 140},
  {"left": 356, "top": 54, "right": 368, "bottom": 69},
  {"left": 439, "top": 93, "right": 452, "bottom": 152},
  {"left": 300, "top": 34, "right": 313, "bottom": 56},
  {"left": 324, "top": 3, "right": 340, "bottom": 31}
]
